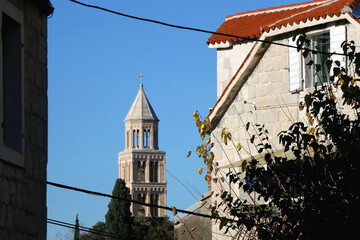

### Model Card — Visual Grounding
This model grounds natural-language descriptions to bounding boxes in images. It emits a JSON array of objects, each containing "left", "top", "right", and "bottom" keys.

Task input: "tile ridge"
[{"left": 226, "top": 0, "right": 330, "bottom": 21}]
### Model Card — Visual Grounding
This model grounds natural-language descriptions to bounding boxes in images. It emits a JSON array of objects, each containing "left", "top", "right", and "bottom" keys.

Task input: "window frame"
[
  {"left": 0, "top": 0, "right": 25, "bottom": 167},
  {"left": 289, "top": 25, "right": 346, "bottom": 93},
  {"left": 302, "top": 31, "right": 331, "bottom": 88}
]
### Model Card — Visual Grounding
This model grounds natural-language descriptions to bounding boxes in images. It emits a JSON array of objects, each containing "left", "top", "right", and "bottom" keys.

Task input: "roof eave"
[{"left": 207, "top": 14, "right": 351, "bottom": 133}]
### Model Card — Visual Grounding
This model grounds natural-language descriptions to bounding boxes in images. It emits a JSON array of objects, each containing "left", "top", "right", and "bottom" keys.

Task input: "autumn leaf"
[
  {"left": 209, "top": 152, "right": 214, "bottom": 161},
  {"left": 221, "top": 128, "right": 226, "bottom": 139},
  {"left": 205, "top": 175, "right": 212, "bottom": 182},
  {"left": 187, "top": 151, "right": 192, "bottom": 157},
  {"left": 190, "top": 227, "right": 197, "bottom": 232},
  {"left": 236, "top": 143, "right": 242, "bottom": 151},
  {"left": 171, "top": 206, "right": 177, "bottom": 215},
  {"left": 192, "top": 110, "right": 198, "bottom": 120},
  {"left": 180, "top": 230, "right": 185, "bottom": 235},
  {"left": 298, "top": 101, "right": 304, "bottom": 111},
  {"left": 198, "top": 168, "right": 203, "bottom": 175}
]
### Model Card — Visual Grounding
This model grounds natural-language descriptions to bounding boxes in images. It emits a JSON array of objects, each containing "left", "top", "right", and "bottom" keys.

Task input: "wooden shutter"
[
  {"left": 330, "top": 25, "right": 346, "bottom": 71},
  {"left": 288, "top": 37, "right": 301, "bottom": 92}
]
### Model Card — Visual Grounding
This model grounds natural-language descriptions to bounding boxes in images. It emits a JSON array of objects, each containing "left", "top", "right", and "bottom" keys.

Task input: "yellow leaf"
[
  {"left": 193, "top": 110, "right": 198, "bottom": 120},
  {"left": 171, "top": 206, "right": 177, "bottom": 215},
  {"left": 187, "top": 151, "right": 192, "bottom": 158},
  {"left": 226, "top": 132, "right": 232, "bottom": 140},
  {"left": 190, "top": 227, "right": 197, "bottom": 232},
  {"left": 198, "top": 168, "right": 203, "bottom": 175},
  {"left": 200, "top": 132, "right": 205, "bottom": 140},
  {"left": 298, "top": 101, "right": 304, "bottom": 111},
  {"left": 236, "top": 143, "right": 241, "bottom": 151},
  {"left": 221, "top": 128, "right": 226, "bottom": 138},
  {"left": 205, "top": 138, "right": 211, "bottom": 145},
  {"left": 209, "top": 152, "right": 214, "bottom": 161},
  {"left": 205, "top": 117, "right": 210, "bottom": 125}
]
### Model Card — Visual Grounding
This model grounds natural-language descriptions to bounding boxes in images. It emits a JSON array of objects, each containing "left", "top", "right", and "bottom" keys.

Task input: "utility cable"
[
  {"left": 68, "top": 0, "right": 350, "bottom": 57},
  {"left": 47, "top": 218, "right": 120, "bottom": 239},
  {"left": 47, "top": 181, "right": 237, "bottom": 224}
]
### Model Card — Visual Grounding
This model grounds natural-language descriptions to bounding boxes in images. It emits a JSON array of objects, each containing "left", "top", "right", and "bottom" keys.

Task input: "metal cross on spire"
[{"left": 138, "top": 71, "right": 145, "bottom": 85}]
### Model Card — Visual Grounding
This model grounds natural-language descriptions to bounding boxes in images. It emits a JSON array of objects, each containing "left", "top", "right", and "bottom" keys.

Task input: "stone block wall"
[
  {"left": 212, "top": 38, "right": 298, "bottom": 168},
  {"left": 0, "top": 0, "right": 49, "bottom": 239},
  {"left": 210, "top": 21, "right": 360, "bottom": 239}
]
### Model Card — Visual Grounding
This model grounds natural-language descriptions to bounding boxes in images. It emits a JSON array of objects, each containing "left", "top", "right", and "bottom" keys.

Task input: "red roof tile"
[{"left": 207, "top": 0, "right": 360, "bottom": 45}]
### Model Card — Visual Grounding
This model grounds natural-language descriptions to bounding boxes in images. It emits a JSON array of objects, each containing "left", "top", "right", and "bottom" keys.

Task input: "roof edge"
[{"left": 207, "top": 14, "right": 353, "bottom": 132}]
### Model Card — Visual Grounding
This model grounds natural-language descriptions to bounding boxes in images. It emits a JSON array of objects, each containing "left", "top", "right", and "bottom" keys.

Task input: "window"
[
  {"left": 288, "top": 25, "right": 346, "bottom": 92},
  {"left": 137, "top": 161, "right": 145, "bottom": 182},
  {"left": 0, "top": 0, "right": 24, "bottom": 167},
  {"left": 303, "top": 32, "right": 330, "bottom": 88}
]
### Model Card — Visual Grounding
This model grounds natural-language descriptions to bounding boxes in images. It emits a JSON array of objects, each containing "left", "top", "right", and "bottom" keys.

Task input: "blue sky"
[{"left": 47, "top": 0, "right": 304, "bottom": 238}]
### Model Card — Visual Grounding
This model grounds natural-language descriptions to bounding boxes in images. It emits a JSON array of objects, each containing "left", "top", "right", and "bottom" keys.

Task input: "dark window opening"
[{"left": 2, "top": 13, "right": 22, "bottom": 153}]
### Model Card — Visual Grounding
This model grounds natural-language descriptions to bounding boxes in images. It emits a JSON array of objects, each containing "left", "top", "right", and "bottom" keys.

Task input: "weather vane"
[{"left": 138, "top": 71, "right": 145, "bottom": 85}]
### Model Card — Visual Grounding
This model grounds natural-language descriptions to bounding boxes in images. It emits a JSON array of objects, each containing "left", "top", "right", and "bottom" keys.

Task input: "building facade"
[
  {"left": 118, "top": 83, "right": 167, "bottom": 217},
  {"left": 0, "top": 0, "right": 53, "bottom": 239},
  {"left": 206, "top": 0, "right": 360, "bottom": 239}
]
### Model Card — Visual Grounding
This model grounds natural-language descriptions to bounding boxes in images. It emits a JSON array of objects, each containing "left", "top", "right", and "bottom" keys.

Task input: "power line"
[
  {"left": 47, "top": 218, "right": 120, "bottom": 239},
  {"left": 47, "top": 181, "right": 236, "bottom": 223},
  {"left": 68, "top": 0, "right": 350, "bottom": 57}
]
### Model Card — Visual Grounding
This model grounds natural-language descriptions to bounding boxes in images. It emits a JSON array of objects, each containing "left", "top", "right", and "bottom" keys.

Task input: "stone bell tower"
[{"left": 118, "top": 83, "right": 167, "bottom": 217}]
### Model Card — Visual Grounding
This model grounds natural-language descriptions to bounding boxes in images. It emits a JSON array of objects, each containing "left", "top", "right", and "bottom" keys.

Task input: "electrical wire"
[
  {"left": 68, "top": 0, "right": 350, "bottom": 57},
  {"left": 47, "top": 218, "right": 120, "bottom": 239},
  {"left": 47, "top": 181, "right": 237, "bottom": 223}
]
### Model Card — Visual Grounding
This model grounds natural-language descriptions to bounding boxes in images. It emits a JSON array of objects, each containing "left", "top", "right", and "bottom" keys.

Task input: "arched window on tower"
[
  {"left": 143, "top": 129, "right": 150, "bottom": 148},
  {"left": 137, "top": 193, "right": 146, "bottom": 216},
  {"left": 154, "top": 162, "right": 158, "bottom": 182},
  {"left": 136, "top": 130, "right": 139, "bottom": 148},
  {"left": 133, "top": 130, "right": 136, "bottom": 148},
  {"left": 149, "top": 161, "right": 154, "bottom": 182},
  {"left": 137, "top": 161, "right": 145, "bottom": 182},
  {"left": 150, "top": 194, "right": 158, "bottom": 217}
]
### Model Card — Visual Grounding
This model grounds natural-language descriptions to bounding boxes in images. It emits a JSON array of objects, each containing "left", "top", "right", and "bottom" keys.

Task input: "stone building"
[
  {"left": 0, "top": 0, "right": 53, "bottom": 239},
  {"left": 206, "top": 0, "right": 360, "bottom": 238},
  {"left": 118, "top": 83, "right": 167, "bottom": 217},
  {"left": 173, "top": 192, "right": 212, "bottom": 240}
]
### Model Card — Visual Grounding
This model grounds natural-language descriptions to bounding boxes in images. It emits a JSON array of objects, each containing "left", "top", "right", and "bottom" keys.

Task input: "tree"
[
  {"left": 74, "top": 214, "right": 80, "bottom": 240},
  {"left": 80, "top": 222, "right": 106, "bottom": 240},
  {"left": 132, "top": 216, "right": 173, "bottom": 240},
  {"left": 193, "top": 37, "right": 360, "bottom": 239},
  {"left": 105, "top": 179, "right": 133, "bottom": 240}
]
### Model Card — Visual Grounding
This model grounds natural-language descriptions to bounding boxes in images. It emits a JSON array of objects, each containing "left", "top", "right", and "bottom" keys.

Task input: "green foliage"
[
  {"left": 80, "top": 222, "right": 106, "bottom": 240},
  {"left": 105, "top": 179, "right": 133, "bottom": 240},
  {"left": 132, "top": 216, "right": 173, "bottom": 240},
  {"left": 195, "top": 37, "right": 360, "bottom": 239}
]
